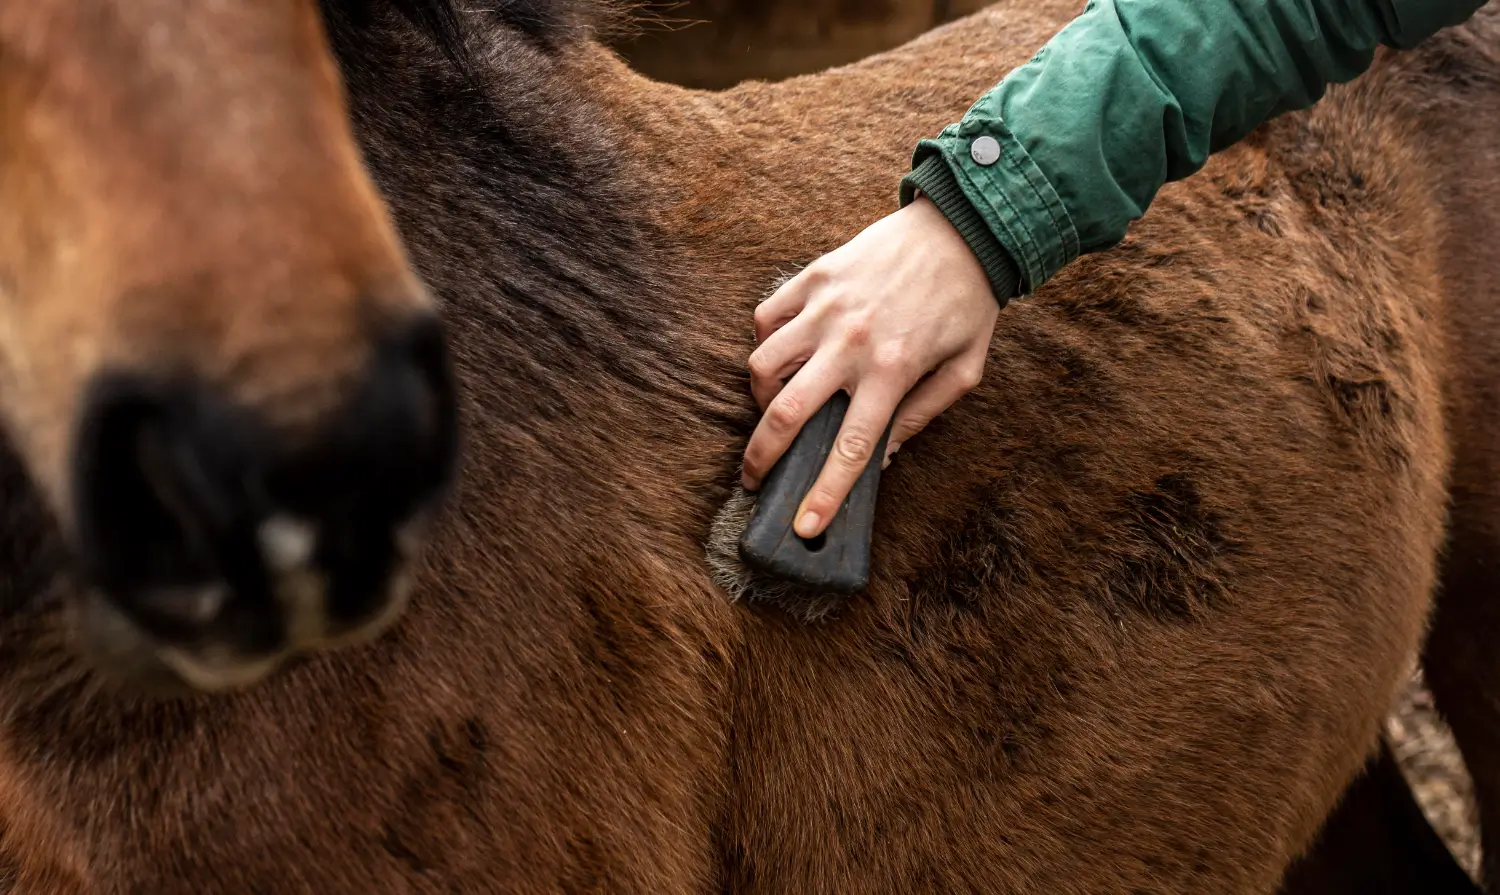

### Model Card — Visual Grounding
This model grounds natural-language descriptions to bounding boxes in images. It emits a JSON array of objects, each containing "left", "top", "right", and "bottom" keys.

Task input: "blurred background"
[{"left": 617, "top": 0, "right": 993, "bottom": 88}]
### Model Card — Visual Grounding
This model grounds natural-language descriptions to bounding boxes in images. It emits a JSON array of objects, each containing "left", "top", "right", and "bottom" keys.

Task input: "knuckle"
[
  {"left": 743, "top": 439, "right": 771, "bottom": 474},
  {"left": 952, "top": 362, "right": 985, "bottom": 391},
  {"left": 766, "top": 392, "right": 803, "bottom": 431},
  {"left": 752, "top": 302, "right": 775, "bottom": 330},
  {"left": 835, "top": 428, "right": 875, "bottom": 464},
  {"left": 806, "top": 287, "right": 845, "bottom": 319},
  {"left": 800, "top": 262, "right": 835, "bottom": 289},
  {"left": 896, "top": 412, "right": 931, "bottom": 438},
  {"left": 842, "top": 317, "right": 873, "bottom": 348},
  {"left": 872, "top": 341, "right": 911, "bottom": 375},
  {"left": 806, "top": 491, "right": 837, "bottom": 513},
  {"left": 747, "top": 350, "right": 775, "bottom": 381}
]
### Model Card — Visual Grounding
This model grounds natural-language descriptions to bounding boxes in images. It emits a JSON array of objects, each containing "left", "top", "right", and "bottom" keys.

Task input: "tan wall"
[{"left": 615, "top": 0, "right": 994, "bottom": 88}]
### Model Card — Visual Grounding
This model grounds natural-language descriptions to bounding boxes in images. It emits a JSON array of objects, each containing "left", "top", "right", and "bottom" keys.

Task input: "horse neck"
[
  {"left": 328, "top": 34, "right": 759, "bottom": 574},
  {"left": 564, "top": 4, "right": 1080, "bottom": 272}
]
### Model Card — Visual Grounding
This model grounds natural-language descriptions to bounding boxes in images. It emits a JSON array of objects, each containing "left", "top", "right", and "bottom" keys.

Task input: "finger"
[
  {"left": 753, "top": 267, "right": 818, "bottom": 344},
  {"left": 747, "top": 312, "right": 819, "bottom": 410},
  {"left": 883, "top": 358, "right": 985, "bottom": 460},
  {"left": 742, "top": 355, "right": 844, "bottom": 491},
  {"left": 793, "top": 381, "right": 905, "bottom": 539}
]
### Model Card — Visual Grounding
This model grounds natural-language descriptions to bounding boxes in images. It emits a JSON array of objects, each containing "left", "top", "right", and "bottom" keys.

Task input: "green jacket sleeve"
[{"left": 901, "top": 0, "right": 1488, "bottom": 299}]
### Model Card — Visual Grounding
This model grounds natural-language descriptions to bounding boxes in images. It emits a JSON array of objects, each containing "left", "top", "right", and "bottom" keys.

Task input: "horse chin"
[
  {"left": 70, "top": 591, "right": 288, "bottom": 699},
  {"left": 68, "top": 569, "right": 413, "bottom": 699}
]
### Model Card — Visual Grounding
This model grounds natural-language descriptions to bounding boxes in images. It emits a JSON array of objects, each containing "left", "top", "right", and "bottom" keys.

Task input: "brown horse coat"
[{"left": 0, "top": 1, "right": 1496, "bottom": 892}]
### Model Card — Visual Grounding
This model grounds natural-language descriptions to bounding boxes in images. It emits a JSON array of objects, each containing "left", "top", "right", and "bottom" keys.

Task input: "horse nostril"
[
  {"left": 269, "top": 315, "right": 458, "bottom": 524},
  {"left": 71, "top": 375, "right": 265, "bottom": 624},
  {"left": 274, "top": 315, "right": 457, "bottom": 629},
  {"left": 68, "top": 315, "right": 457, "bottom": 665},
  {"left": 356, "top": 314, "right": 458, "bottom": 510}
]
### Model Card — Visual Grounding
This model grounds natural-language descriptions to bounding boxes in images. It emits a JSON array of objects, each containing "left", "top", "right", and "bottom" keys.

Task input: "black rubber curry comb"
[{"left": 738, "top": 392, "right": 890, "bottom": 593}]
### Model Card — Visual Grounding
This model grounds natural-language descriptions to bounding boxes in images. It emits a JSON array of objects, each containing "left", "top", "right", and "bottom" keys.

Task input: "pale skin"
[{"left": 743, "top": 195, "right": 1001, "bottom": 538}]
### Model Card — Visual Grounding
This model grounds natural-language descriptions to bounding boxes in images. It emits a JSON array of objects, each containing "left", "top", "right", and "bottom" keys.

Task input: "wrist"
[{"left": 901, "top": 155, "right": 1021, "bottom": 307}]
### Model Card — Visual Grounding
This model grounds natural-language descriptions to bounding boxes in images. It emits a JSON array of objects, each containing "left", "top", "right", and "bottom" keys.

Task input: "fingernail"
[
  {"left": 742, "top": 474, "right": 758, "bottom": 491},
  {"left": 884, "top": 442, "right": 903, "bottom": 464},
  {"left": 795, "top": 511, "right": 821, "bottom": 538}
]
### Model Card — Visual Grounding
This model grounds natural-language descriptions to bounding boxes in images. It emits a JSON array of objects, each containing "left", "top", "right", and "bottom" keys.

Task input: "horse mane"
[
  {"left": 314, "top": 0, "right": 747, "bottom": 439},
  {"left": 322, "top": 0, "right": 630, "bottom": 62}
]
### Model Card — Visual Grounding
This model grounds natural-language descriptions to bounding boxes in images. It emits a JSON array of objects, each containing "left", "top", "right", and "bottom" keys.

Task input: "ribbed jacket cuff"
[{"left": 901, "top": 155, "right": 1020, "bottom": 307}]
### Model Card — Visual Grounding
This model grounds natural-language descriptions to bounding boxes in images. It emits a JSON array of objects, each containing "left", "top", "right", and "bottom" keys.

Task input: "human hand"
[{"left": 742, "top": 195, "right": 1001, "bottom": 539}]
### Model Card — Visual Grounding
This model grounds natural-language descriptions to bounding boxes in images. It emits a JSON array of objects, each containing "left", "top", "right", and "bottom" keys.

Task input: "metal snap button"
[{"left": 970, "top": 135, "right": 1002, "bottom": 166}]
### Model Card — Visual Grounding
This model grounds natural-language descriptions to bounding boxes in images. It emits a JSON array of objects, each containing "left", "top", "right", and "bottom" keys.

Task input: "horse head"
[{"left": 0, "top": 0, "right": 458, "bottom": 694}]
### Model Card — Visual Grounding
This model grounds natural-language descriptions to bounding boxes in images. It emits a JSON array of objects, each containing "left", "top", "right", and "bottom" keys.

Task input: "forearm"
[{"left": 902, "top": 0, "right": 1489, "bottom": 295}]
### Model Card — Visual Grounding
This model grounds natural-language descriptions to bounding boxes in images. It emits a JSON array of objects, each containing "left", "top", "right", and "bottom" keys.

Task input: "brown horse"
[{"left": 0, "top": 0, "right": 1496, "bottom": 892}]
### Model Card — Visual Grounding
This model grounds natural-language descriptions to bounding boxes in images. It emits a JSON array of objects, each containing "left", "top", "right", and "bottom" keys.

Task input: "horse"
[{"left": 0, "top": 0, "right": 1495, "bottom": 891}]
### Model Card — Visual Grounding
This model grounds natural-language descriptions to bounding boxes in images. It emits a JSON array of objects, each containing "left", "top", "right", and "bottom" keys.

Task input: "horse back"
[{"left": 617, "top": 3, "right": 1499, "bottom": 890}]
